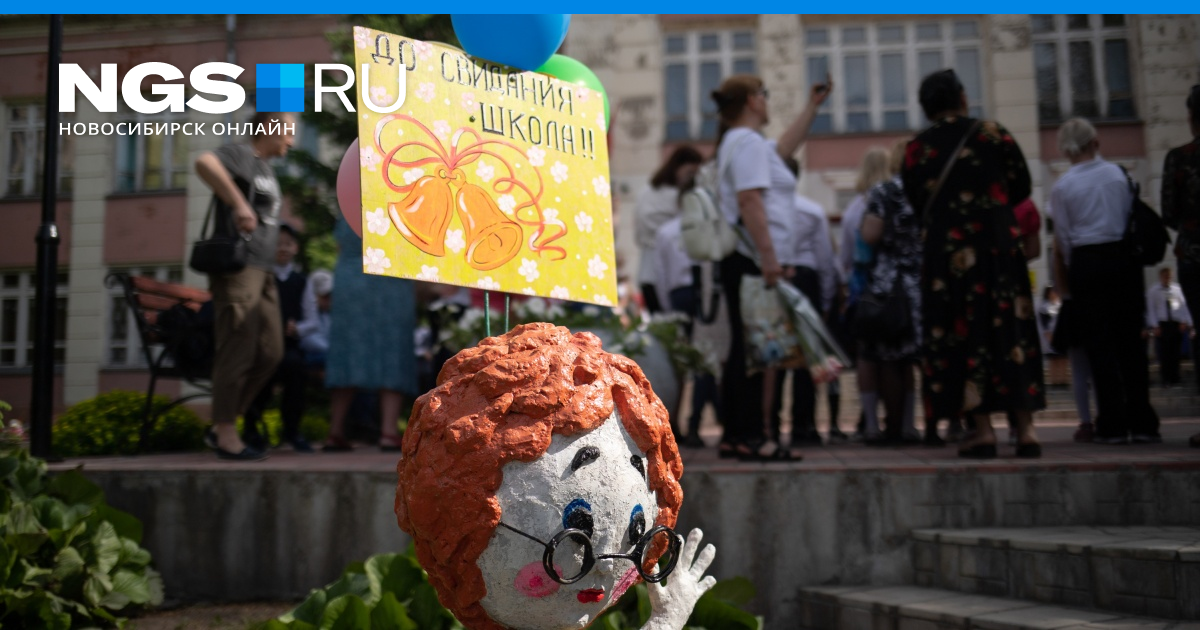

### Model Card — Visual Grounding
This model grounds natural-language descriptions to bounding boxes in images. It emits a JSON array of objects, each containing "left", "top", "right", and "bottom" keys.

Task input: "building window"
[
  {"left": 804, "top": 19, "right": 984, "bottom": 134},
  {"left": 1032, "top": 14, "right": 1135, "bottom": 122},
  {"left": 106, "top": 265, "right": 184, "bottom": 367},
  {"left": 0, "top": 270, "right": 68, "bottom": 369},
  {"left": 663, "top": 29, "right": 757, "bottom": 141},
  {"left": 4, "top": 103, "right": 74, "bottom": 198},
  {"left": 114, "top": 110, "right": 189, "bottom": 193}
]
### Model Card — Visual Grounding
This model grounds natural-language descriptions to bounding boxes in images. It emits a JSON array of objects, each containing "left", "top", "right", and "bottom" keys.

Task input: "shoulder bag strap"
[{"left": 922, "top": 120, "right": 981, "bottom": 226}]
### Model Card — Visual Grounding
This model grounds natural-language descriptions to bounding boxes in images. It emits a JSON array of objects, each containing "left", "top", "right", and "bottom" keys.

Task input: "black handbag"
[
  {"left": 852, "top": 282, "right": 911, "bottom": 344},
  {"left": 189, "top": 192, "right": 254, "bottom": 275},
  {"left": 1123, "top": 175, "right": 1170, "bottom": 267}
]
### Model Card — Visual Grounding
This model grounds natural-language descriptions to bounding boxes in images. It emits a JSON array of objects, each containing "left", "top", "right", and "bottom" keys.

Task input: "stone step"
[
  {"left": 911, "top": 527, "right": 1200, "bottom": 620},
  {"left": 796, "top": 584, "right": 1200, "bottom": 630}
]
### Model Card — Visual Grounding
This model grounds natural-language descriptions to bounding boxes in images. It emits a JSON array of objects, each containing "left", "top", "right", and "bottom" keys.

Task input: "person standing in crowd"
[
  {"left": 194, "top": 112, "right": 294, "bottom": 460},
  {"left": 1038, "top": 286, "right": 1068, "bottom": 388},
  {"left": 772, "top": 157, "right": 839, "bottom": 447},
  {"left": 635, "top": 147, "right": 703, "bottom": 313},
  {"left": 839, "top": 147, "right": 892, "bottom": 442},
  {"left": 1146, "top": 267, "right": 1191, "bottom": 387},
  {"left": 654, "top": 215, "right": 717, "bottom": 448},
  {"left": 858, "top": 141, "right": 923, "bottom": 445},
  {"left": 299, "top": 269, "right": 333, "bottom": 368},
  {"left": 711, "top": 74, "right": 832, "bottom": 460},
  {"left": 241, "top": 224, "right": 314, "bottom": 453},
  {"left": 1050, "top": 117, "right": 1160, "bottom": 445},
  {"left": 322, "top": 216, "right": 416, "bottom": 452},
  {"left": 901, "top": 70, "right": 1044, "bottom": 459},
  {"left": 1161, "top": 84, "right": 1200, "bottom": 447}
]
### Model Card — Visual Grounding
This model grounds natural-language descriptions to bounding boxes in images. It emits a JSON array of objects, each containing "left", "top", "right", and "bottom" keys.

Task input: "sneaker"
[
  {"left": 1073, "top": 424, "right": 1095, "bottom": 443},
  {"left": 1093, "top": 435, "right": 1129, "bottom": 445},
  {"left": 1131, "top": 433, "right": 1163, "bottom": 444},
  {"left": 242, "top": 431, "right": 268, "bottom": 452},
  {"left": 827, "top": 428, "right": 849, "bottom": 444},
  {"left": 282, "top": 434, "right": 315, "bottom": 453}
]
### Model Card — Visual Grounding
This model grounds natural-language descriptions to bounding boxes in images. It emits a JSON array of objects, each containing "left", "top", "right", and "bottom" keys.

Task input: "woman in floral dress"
[
  {"left": 859, "top": 142, "right": 923, "bottom": 445},
  {"left": 900, "top": 70, "right": 1044, "bottom": 459}
]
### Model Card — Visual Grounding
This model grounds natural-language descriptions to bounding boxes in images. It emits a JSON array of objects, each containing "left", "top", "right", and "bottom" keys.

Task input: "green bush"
[
  {"left": 0, "top": 428, "right": 164, "bottom": 628},
  {"left": 53, "top": 390, "right": 207, "bottom": 456},
  {"left": 261, "top": 546, "right": 761, "bottom": 630}
]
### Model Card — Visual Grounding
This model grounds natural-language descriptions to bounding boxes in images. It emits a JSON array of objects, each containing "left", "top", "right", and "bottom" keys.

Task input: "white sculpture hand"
[{"left": 642, "top": 528, "right": 717, "bottom": 630}]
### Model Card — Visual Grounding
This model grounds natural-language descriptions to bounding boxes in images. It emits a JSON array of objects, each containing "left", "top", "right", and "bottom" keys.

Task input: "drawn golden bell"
[
  {"left": 389, "top": 175, "right": 454, "bottom": 257},
  {"left": 455, "top": 183, "right": 523, "bottom": 271}
]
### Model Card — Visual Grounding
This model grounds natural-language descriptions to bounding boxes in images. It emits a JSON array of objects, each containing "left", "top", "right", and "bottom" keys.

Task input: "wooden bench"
[{"left": 106, "top": 272, "right": 213, "bottom": 451}]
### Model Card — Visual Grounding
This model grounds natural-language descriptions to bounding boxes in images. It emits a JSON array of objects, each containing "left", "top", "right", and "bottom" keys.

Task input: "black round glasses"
[{"left": 498, "top": 521, "right": 682, "bottom": 585}]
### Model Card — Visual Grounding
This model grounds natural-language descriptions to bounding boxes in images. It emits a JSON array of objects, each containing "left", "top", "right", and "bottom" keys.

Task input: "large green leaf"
[
  {"left": 319, "top": 594, "right": 370, "bottom": 630},
  {"left": 5, "top": 502, "right": 49, "bottom": 556},
  {"left": 17, "top": 558, "right": 52, "bottom": 588},
  {"left": 95, "top": 505, "right": 142, "bottom": 544},
  {"left": 369, "top": 592, "right": 418, "bottom": 630},
  {"left": 100, "top": 569, "right": 152, "bottom": 609},
  {"left": 89, "top": 521, "right": 122, "bottom": 575},
  {"left": 323, "top": 572, "right": 371, "bottom": 603},
  {"left": 117, "top": 538, "right": 151, "bottom": 569},
  {"left": 290, "top": 589, "right": 329, "bottom": 625},
  {"left": 82, "top": 569, "right": 114, "bottom": 607},
  {"left": 0, "top": 537, "right": 13, "bottom": 585},
  {"left": 47, "top": 469, "right": 104, "bottom": 509},
  {"left": 0, "top": 453, "right": 20, "bottom": 480},
  {"left": 365, "top": 554, "right": 423, "bottom": 605},
  {"left": 33, "top": 592, "right": 73, "bottom": 630},
  {"left": 144, "top": 567, "right": 164, "bottom": 607},
  {"left": 407, "top": 582, "right": 453, "bottom": 630},
  {"left": 51, "top": 546, "right": 85, "bottom": 582},
  {"left": 687, "top": 591, "right": 760, "bottom": 630},
  {"left": 707, "top": 576, "right": 756, "bottom": 607}
]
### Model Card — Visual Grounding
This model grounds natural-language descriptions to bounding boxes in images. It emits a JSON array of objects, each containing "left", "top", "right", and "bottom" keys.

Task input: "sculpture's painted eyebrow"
[{"left": 570, "top": 446, "right": 601, "bottom": 472}]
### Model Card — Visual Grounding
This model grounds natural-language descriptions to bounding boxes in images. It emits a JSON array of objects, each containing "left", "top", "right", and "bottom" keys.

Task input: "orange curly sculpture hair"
[{"left": 395, "top": 323, "right": 683, "bottom": 630}]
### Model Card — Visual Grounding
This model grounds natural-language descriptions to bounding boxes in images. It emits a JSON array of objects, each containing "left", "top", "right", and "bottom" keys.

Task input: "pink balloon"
[{"left": 336, "top": 139, "right": 363, "bottom": 237}]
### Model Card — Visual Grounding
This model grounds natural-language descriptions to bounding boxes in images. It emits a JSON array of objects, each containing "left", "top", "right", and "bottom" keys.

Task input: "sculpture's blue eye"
[
  {"left": 628, "top": 505, "right": 645, "bottom": 547},
  {"left": 563, "top": 498, "right": 594, "bottom": 538}
]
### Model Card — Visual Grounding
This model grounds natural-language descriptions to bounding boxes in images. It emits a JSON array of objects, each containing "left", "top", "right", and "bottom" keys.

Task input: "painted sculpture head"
[{"left": 395, "top": 323, "right": 684, "bottom": 630}]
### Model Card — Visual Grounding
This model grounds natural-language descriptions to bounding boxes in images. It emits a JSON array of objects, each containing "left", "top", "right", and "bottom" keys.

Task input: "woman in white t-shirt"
[
  {"left": 634, "top": 146, "right": 703, "bottom": 313},
  {"left": 711, "top": 74, "right": 832, "bottom": 461}
]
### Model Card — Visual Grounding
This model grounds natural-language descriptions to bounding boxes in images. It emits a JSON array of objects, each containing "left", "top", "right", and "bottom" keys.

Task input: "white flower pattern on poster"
[
  {"left": 413, "top": 40, "right": 433, "bottom": 60},
  {"left": 444, "top": 229, "right": 465, "bottom": 254},
  {"left": 461, "top": 92, "right": 476, "bottom": 111},
  {"left": 574, "top": 87, "right": 590, "bottom": 102},
  {"left": 521, "top": 287, "right": 537, "bottom": 295},
  {"left": 518, "top": 258, "right": 539, "bottom": 283},
  {"left": 593, "top": 294, "right": 613, "bottom": 306},
  {"left": 526, "top": 146, "right": 546, "bottom": 167},
  {"left": 587, "top": 255, "right": 608, "bottom": 280},
  {"left": 574, "top": 212, "right": 594, "bottom": 233},
  {"left": 550, "top": 161, "right": 568, "bottom": 183},
  {"left": 592, "top": 176, "right": 610, "bottom": 198},
  {"left": 543, "top": 208, "right": 558, "bottom": 222},
  {"left": 550, "top": 286, "right": 570, "bottom": 299},
  {"left": 360, "top": 146, "right": 381, "bottom": 172},
  {"left": 354, "top": 29, "right": 370, "bottom": 49},
  {"left": 497, "top": 194, "right": 516, "bottom": 215},
  {"left": 364, "top": 248, "right": 392, "bottom": 274},
  {"left": 476, "top": 277, "right": 501, "bottom": 290},
  {"left": 366, "top": 208, "right": 389, "bottom": 236},
  {"left": 415, "top": 265, "right": 439, "bottom": 281},
  {"left": 596, "top": 111, "right": 606, "bottom": 131},
  {"left": 403, "top": 168, "right": 425, "bottom": 185},
  {"left": 475, "top": 160, "right": 494, "bottom": 183},
  {"left": 370, "top": 86, "right": 394, "bottom": 107},
  {"left": 433, "top": 120, "right": 451, "bottom": 140},
  {"left": 415, "top": 82, "right": 436, "bottom": 103}
]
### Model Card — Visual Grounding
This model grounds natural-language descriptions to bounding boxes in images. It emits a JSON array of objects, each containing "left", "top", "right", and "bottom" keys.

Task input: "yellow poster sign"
[{"left": 353, "top": 26, "right": 617, "bottom": 306}]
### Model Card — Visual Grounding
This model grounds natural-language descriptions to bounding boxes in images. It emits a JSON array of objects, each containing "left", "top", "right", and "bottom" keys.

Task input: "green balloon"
[{"left": 535, "top": 54, "right": 610, "bottom": 127}]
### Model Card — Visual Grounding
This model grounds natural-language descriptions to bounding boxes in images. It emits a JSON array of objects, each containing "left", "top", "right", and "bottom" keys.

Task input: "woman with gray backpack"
[{"left": 699, "top": 73, "right": 832, "bottom": 461}]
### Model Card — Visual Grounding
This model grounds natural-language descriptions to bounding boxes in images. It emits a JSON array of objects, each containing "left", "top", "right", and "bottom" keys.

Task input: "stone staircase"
[{"left": 797, "top": 527, "right": 1200, "bottom": 629}]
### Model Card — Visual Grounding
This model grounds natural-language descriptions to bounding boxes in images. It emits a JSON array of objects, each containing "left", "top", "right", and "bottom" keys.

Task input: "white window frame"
[
  {"left": 4, "top": 103, "right": 73, "bottom": 198},
  {"left": 1031, "top": 14, "right": 1135, "bottom": 123},
  {"left": 663, "top": 29, "right": 758, "bottom": 141},
  {"left": 804, "top": 19, "right": 985, "bottom": 134},
  {"left": 105, "top": 265, "right": 184, "bottom": 368},
  {"left": 114, "top": 109, "right": 189, "bottom": 193},
  {"left": 0, "top": 270, "right": 68, "bottom": 369}
]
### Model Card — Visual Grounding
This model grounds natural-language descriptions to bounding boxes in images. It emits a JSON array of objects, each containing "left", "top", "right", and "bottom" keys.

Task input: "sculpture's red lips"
[{"left": 577, "top": 588, "right": 605, "bottom": 603}]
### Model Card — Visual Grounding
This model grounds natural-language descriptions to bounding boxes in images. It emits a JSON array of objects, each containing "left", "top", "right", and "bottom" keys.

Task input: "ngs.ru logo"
[{"left": 58, "top": 61, "right": 404, "bottom": 121}]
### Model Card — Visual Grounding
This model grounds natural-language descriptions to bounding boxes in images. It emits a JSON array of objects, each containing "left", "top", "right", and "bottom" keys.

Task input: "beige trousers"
[{"left": 209, "top": 267, "right": 283, "bottom": 425}]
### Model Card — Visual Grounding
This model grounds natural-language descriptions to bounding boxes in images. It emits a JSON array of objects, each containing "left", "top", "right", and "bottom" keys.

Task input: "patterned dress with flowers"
[{"left": 900, "top": 117, "right": 1045, "bottom": 419}]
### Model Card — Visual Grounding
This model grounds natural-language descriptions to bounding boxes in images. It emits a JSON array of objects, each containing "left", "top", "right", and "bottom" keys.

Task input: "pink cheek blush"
[
  {"left": 514, "top": 562, "right": 561, "bottom": 598},
  {"left": 610, "top": 567, "right": 640, "bottom": 603}
]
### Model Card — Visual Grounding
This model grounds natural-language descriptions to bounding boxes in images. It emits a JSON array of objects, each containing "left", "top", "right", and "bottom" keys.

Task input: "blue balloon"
[{"left": 451, "top": 14, "right": 571, "bottom": 72}]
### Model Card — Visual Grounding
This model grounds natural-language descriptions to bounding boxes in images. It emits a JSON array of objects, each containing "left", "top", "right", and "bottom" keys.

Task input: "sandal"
[
  {"left": 758, "top": 440, "right": 801, "bottom": 462},
  {"left": 717, "top": 441, "right": 740, "bottom": 459}
]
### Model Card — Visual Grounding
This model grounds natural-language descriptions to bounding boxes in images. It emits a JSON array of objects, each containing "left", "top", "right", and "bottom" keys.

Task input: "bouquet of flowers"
[{"left": 776, "top": 282, "right": 850, "bottom": 384}]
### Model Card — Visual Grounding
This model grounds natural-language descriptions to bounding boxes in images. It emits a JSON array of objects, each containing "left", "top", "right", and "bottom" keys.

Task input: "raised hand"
[{"left": 642, "top": 528, "right": 717, "bottom": 630}]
